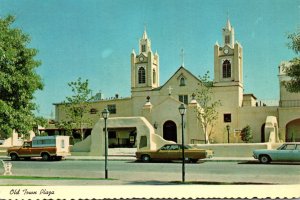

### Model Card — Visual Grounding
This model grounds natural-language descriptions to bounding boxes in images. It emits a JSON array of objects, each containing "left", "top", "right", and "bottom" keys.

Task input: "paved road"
[{"left": 1, "top": 160, "right": 300, "bottom": 185}]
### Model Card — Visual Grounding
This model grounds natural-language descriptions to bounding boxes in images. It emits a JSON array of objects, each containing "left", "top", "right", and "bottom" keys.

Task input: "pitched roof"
[{"left": 152, "top": 66, "right": 202, "bottom": 91}]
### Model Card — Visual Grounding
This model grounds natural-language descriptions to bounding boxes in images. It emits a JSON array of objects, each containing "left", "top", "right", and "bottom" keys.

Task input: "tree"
[
  {"left": 283, "top": 30, "right": 300, "bottom": 93},
  {"left": 33, "top": 116, "right": 48, "bottom": 135},
  {"left": 195, "top": 71, "right": 221, "bottom": 144},
  {"left": 0, "top": 15, "right": 43, "bottom": 138},
  {"left": 240, "top": 125, "right": 253, "bottom": 143},
  {"left": 63, "top": 77, "right": 94, "bottom": 141}
]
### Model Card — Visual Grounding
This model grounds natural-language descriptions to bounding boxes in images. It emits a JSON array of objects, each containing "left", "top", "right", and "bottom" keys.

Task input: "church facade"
[{"left": 52, "top": 19, "right": 300, "bottom": 148}]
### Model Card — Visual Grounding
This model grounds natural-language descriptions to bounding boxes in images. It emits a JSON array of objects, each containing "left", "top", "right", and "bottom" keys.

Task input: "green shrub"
[{"left": 240, "top": 125, "right": 253, "bottom": 143}]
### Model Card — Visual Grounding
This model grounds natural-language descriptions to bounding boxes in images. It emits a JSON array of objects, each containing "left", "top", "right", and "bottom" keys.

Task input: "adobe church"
[{"left": 51, "top": 19, "right": 300, "bottom": 151}]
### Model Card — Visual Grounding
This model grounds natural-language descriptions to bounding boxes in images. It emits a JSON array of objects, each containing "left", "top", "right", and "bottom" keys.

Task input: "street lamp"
[
  {"left": 102, "top": 108, "right": 109, "bottom": 179},
  {"left": 178, "top": 103, "right": 186, "bottom": 182},
  {"left": 226, "top": 125, "right": 230, "bottom": 143}
]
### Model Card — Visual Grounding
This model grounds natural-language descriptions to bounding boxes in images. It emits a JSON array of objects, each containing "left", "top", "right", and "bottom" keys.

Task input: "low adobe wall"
[
  {"left": 190, "top": 143, "right": 282, "bottom": 157},
  {"left": 71, "top": 116, "right": 173, "bottom": 156}
]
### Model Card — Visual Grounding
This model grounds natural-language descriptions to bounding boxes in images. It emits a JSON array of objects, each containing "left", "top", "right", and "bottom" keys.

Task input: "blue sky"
[{"left": 0, "top": 0, "right": 299, "bottom": 117}]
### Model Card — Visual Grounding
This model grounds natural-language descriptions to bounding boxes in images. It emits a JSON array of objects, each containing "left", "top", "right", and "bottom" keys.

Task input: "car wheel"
[
  {"left": 259, "top": 155, "right": 271, "bottom": 164},
  {"left": 141, "top": 154, "right": 151, "bottom": 162},
  {"left": 190, "top": 159, "right": 198, "bottom": 163},
  {"left": 41, "top": 153, "right": 50, "bottom": 161},
  {"left": 10, "top": 153, "right": 19, "bottom": 161}
]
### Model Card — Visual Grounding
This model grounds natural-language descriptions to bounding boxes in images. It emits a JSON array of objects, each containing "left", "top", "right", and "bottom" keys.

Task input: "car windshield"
[{"left": 277, "top": 144, "right": 285, "bottom": 150}]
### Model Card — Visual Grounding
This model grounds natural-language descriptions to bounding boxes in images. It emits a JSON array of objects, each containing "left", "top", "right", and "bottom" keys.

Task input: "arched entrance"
[
  {"left": 163, "top": 120, "right": 177, "bottom": 142},
  {"left": 286, "top": 119, "right": 300, "bottom": 142}
]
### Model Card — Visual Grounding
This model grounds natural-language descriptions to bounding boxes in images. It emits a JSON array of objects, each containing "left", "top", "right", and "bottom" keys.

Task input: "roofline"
[
  {"left": 53, "top": 97, "right": 132, "bottom": 106},
  {"left": 152, "top": 66, "right": 202, "bottom": 91}
]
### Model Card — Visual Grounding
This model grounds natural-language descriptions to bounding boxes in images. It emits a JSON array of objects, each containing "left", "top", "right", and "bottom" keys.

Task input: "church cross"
[
  {"left": 180, "top": 48, "right": 185, "bottom": 67},
  {"left": 167, "top": 86, "right": 173, "bottom": 95}
]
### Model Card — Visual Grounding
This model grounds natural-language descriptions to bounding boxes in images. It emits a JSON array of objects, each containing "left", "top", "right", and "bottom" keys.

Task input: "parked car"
[
  {"left": 7, "top": 136, "right": 70, "bottom": 161},
  {"left": 253, "top": 142, "right": 300, "bottom": 164},
  {"left": 136, "top": 144, "right": 213, "bottom": 163}
]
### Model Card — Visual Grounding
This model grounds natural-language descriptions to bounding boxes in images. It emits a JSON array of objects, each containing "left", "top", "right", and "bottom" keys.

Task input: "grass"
[{"left": 0, "top": 175, "right": 116, "bottom": 181}]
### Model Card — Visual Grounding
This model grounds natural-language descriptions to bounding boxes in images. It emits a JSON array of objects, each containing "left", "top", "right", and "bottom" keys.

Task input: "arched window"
[
  {"left": 138, "top": 67, "right": 146, "bottom": 84},
  {"left": 180, "top": 77, "right": 186, "bottom": 86},
  {"left": 141, "top": 45, "right": 146, "bottom": 52},
  {"left": 225, "top": 35, "right": 230, "bottom": 44},
  {"left": 153, "top": 69, "right": 156, "bottom": 84},
  {"left": 222, "top": 60, "right": 231, "bottom": 78}
]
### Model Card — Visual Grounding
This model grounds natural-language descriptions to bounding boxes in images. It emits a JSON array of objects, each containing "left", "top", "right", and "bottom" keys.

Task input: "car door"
[
  {"left": 20, "top": 142, "right": 32, "bottom": 156},
  {"left": 293, "top": 144, "right": 300, "bottom": 161},
  {"left": 168, "top": 145, "right": 181, "bottom": 160},
  {"left": 275, "top": 144, "right": 296, "bottom": 161},
  {"left": 155, "top": 145, "right": 170, "bottom": 160}
]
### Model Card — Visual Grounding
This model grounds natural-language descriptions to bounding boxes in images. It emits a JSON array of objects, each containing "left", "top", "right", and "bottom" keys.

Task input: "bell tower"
[
  {"left": 131, "top": 29, "right": 159, "bottom": 93},
  {"left": 214, "top": 18, "right": 243, "bottom": 87}
]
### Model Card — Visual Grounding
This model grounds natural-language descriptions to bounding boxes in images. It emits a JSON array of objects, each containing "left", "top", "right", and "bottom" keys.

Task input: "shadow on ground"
[
  {"left": 128, "top": 160, "right": 206, "bottom": 164},
  {"left": 238, "top": 161, "right": 300, "bottom": 165},
  {"left": 127, "top": 180, "right": 276, "bottom": 185}
]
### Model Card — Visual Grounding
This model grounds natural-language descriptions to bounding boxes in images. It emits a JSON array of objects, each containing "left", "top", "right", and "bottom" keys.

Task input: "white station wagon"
[{"left": 253, "top": 142, "right": 300, "bottom": 164}]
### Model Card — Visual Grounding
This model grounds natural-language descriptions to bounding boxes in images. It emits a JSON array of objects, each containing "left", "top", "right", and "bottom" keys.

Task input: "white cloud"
[{"left": 101, "top": 49, "right": 113, "bottom": 58}]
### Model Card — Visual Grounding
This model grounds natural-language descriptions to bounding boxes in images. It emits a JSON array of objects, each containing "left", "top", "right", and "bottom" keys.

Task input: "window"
[
  {"left": 141, "top": 45, "right": 146, "bottom": 52},
  {"left": 169, "top": 145, "right": 180, "bottom": 150},
  {"left": 180, "top": 77, "right": 186, "bottom": 86},
  {"left": 107, "top": 104, "right": 116, "bottom": 114},
  {"left": 138, "top": 67, "right": 146, "bottom": 84},
  {"left": 139, "top": 136, "right": 147, "bottom": 148},
  {"left": 161, "top": 145, "right": 171, "bottom": 150},
  {"left": 153, "top": 69, "right": 156, "bottom": 84},
  {"left": 282, "top": 144, "right": 296, "bottom": 150},
  {"left": 224, "top": 114, "right": 231, "bottom": 122},
  {"left": 61, "top": 140, "right": 65, "bottom": 148},
  {"left": 179, "top": 95, "right": 188, "bottom": 104},
  {"left": 108, "top": 131, "right": 116, "bottom": 139},
  {"left": 225, "top": 35, "right": 230, "bottom": 44},
  {"left": 222, "top": 60, "right": 231, "bottom": 78}
]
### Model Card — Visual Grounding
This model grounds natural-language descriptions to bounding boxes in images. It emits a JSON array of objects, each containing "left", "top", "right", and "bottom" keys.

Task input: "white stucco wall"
[{"left": 71, "top": 116, "right": 174, "bottom": 156}]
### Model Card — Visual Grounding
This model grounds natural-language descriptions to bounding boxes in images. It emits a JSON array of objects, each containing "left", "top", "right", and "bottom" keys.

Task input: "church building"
[{"left": 52, "top": 19, "right": 300, "bottom": 150}]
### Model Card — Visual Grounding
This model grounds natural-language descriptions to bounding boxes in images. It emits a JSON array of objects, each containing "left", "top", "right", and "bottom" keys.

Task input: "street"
[{"left": 1, "top": 159, "right": 300, "bottom": 185}]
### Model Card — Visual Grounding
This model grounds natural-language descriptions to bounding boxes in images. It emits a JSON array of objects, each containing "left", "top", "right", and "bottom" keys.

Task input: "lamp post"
[
  {"left": 178, "top": 103, "right": 186, "bottom": 182},
  {"left": 226, "top": 125, "right": 230, "bottom": 143},
  {"left": 102, "top": 108, "right": 109, "bottom": 179}
]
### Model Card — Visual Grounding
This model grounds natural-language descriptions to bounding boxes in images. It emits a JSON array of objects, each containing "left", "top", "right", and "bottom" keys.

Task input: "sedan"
[
  {"left": 136, "top": 144, "right": 213, "bottom": 163},
  {"left": 253, "top": 142, "right": 300, "bottom": 164}
]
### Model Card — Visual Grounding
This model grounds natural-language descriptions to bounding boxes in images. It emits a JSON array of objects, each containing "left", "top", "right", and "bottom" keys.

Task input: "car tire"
[
  {"left": 259, "top": 155, "right": 271, "bottom": 164},
  {"left": 190, "top": 159, "right": 198, "bottom": 163},
  {"left": 41, "top": 153, "right": 50, "bottom": 161},
  {"left": 141, "top": 154, "right": 151, "bottom": 162},
  {"left": 10, "top": 153, "right": 19, "bottom": 161}
]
